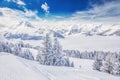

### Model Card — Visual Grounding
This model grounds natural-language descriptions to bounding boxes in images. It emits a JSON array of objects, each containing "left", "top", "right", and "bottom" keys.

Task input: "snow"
[
  {"left": 0, "top": 53, "right": 47, "bottom": 80},
  {"left": 60, "top": 35, "right": 120, "bottom": 52},
  {"left": 70, "top": 58, "right": 93, "bottom": 70},
  {"left": 6, "top": 32, "right": 120, "bottom": 53},
  {"left": 0, "top": 7, "right": 120, "bottom": 80},
  {"left": 0, "top": 52, "right": 119, "bottom": 80},
  {"left": 22, "top": 48, "right": 38, "bottom": 60}
]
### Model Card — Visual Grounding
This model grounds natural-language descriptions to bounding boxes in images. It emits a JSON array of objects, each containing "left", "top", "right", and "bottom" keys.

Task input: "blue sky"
[
  {"left": 0, "top": 0, "right": 91, "bottom": 17},
  {"left": 0, "top": 0, "right": 120, "bottom": 21}
]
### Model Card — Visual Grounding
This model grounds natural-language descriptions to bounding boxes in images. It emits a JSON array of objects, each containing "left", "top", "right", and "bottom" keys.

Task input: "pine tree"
[
  {"left": 71, "top": 62, "right": 74, "bottom": 67},
  {"left": 93, "top": 53, "right": 102, "bottom": 71},
  {"left": 12, "top": 44, "right": 22, "bottom": 56},
  {"left": 37, "top": 33, "right": 53, "bottom": 65},
  {"left": 0, "top": 41, "right": 3, "bottom": 52},
  {"left": 21, "top": 49, "right": 34, "bottom": 60},
  {"left": 52, "top": 37, "right": 63, "bottom": 66},
  {"left": 0, "top": 41, "right": 12, "bottom": 53},
  {"left": 4, "top": 42, "right": 12, "bottom": 53},
  {"left": 101, "top": 53, "right": 113, "bottom": 74},
  {"left": 37, "top": 33, "right": 74, "bottom": 67},
  {"left": 52, "top": 37, "right": 74, "bottom": 67},
  {"left": 36, "top": 51, "right": 44, "bottom": 64},
  {"left": 112, "top": 53, "right": 120, "bottom": 75}
]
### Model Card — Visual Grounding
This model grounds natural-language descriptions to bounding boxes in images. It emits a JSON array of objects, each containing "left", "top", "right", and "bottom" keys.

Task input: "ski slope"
[{"left": 0, "top": 52, "right": 119, "bottom": 80}]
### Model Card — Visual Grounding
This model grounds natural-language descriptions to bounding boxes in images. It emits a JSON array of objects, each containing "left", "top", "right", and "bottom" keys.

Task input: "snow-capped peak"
[{"left": 16, "top": 21, "right": 35, "bottom": 28}]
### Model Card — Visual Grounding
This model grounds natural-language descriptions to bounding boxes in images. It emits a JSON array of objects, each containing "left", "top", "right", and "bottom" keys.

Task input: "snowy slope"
[
  {"left": 60, "top": 34, "right": 120, "bottom": 52},
  {"left": 1, "top": 19, "right": 120, "bottom": 37},
  {"left": 0, "top": 8, "right": 120, "bottom": 37},
  {"left": 9, "top": 21, "right": 37, "bottom": 34},
  {"left": 7, "top": 21, "right": 39, "bottom": 35},
  {"left": 2, "top": 21, "right": 44, "bottom": 40},
  {"left": 65, "top": 24, "right": 120, "bottom": 36},
  {"left": 0, "top": 52, "right": 120, "bottom": 80}
]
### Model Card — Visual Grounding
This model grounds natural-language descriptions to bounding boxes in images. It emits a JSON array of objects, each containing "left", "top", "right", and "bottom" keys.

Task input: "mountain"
[
  {"left": 61, "top": 24, "right": 120, "bottom": 36},
  {"left": 9, "top": 21, "right": 36, "bottom": 34},
  {"left": 3, "top": 21, "right": 43, "bottom": 40},
  {"left": 1, "top": 20, "right": 120, "bottom": 40},
  {"left": 0, "top": 19, "right": 120, "bottom": 42}
]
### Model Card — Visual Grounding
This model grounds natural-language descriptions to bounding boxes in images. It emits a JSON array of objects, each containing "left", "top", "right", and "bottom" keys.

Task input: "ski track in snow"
[{"left": 0, "top": 53, "right": 120, "bottom": 80}]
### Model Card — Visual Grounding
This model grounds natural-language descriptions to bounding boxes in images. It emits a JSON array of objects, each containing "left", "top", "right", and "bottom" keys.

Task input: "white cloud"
[
  {"left": 70, "top": 0, "right": 120, "bottom": 23},
  {"left": 54, "top": 16, "right": 64, "bottom": 19},
  {"left": 6, "top": 0, "right": 26, "bottom": 6},
  {"left": 17, "top": 0, "right": 25, "bottom": 5},
  {"left": 0, "top": 0, "right": 119, "bottom": 29},
  {"left": 0, "top": 7, "right": 42, "bottom": 27},
  {"left": 24, "top": 9, "right": 38, "bottom": 18},
  {"left": 0, "top": 7, "right": 37, "bottom": 18},
  {"left": 41, "top": 2, "right": 50, "bottom": 16},
  {"left": 89, "top": 1, "right": 120, "bottom": 18}
]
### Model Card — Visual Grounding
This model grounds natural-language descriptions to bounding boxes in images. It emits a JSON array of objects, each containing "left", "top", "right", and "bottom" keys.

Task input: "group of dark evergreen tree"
[{"left": 93, "top": 52, "right": 120, "bottom": 76}]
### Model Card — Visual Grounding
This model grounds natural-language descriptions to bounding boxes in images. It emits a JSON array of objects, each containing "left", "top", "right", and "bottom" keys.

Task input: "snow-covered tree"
[
  {"left": 70, "top": 61, "right": 74, "bottom": 67},
  {"left": 0, "top": 41, "right": 12, "bottom": 53},
  {"left": 36, "top": 50, "right": 45, "bottom": 64},
  {"left": 0, "top": 41, "right": 3, "bottom": 52},
  {"left": 51, "top": 37, "right": 74, "bottom": 67},
  {"left": 112, "top": 53, "right": 120, "bottom": 75},
  {"left": 19, "top": 49, "right": 34, "bottom": 60},
  {"left": 17, "top": 41, "right": 24, "bottom": 47},
  {"left": 93, "top": 53, "right": 102, "bottom": 71},
  {"left": 12, "top": 44, "right": 22, "bottom": 56},
  {"left": 37, "top": 33, "right": 74, "bottom": 67},
  {"left": 101, "top": 53, "right": 113, "bottom": 74},
  {"left": 37, "top": 33, "right": 53, "bottom": 65},
  {"left": 52, "top": 37, "right": 63, "bottom": 66},
  {"left": 93, "top": 52, "right": 120, "bottom": 76}
]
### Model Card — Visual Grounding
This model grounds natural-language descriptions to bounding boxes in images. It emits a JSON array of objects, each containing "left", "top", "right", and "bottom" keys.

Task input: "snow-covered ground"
[
  {"left": 6, "top": 34, "right": 120, "bottom": 53},
  {"left": 0, "top": 6, "right": 120, "bottom": 80},
  {"left": 60, "top": 34, "right": 120, "bottom": 52},
  {"left": 0, "top": 52, "right": 119, "bottom": 80}
]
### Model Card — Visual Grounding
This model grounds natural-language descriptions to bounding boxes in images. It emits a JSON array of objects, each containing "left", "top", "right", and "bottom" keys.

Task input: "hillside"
[{"left": 0, "top": 52, "right": 119, "bottom": 80}]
